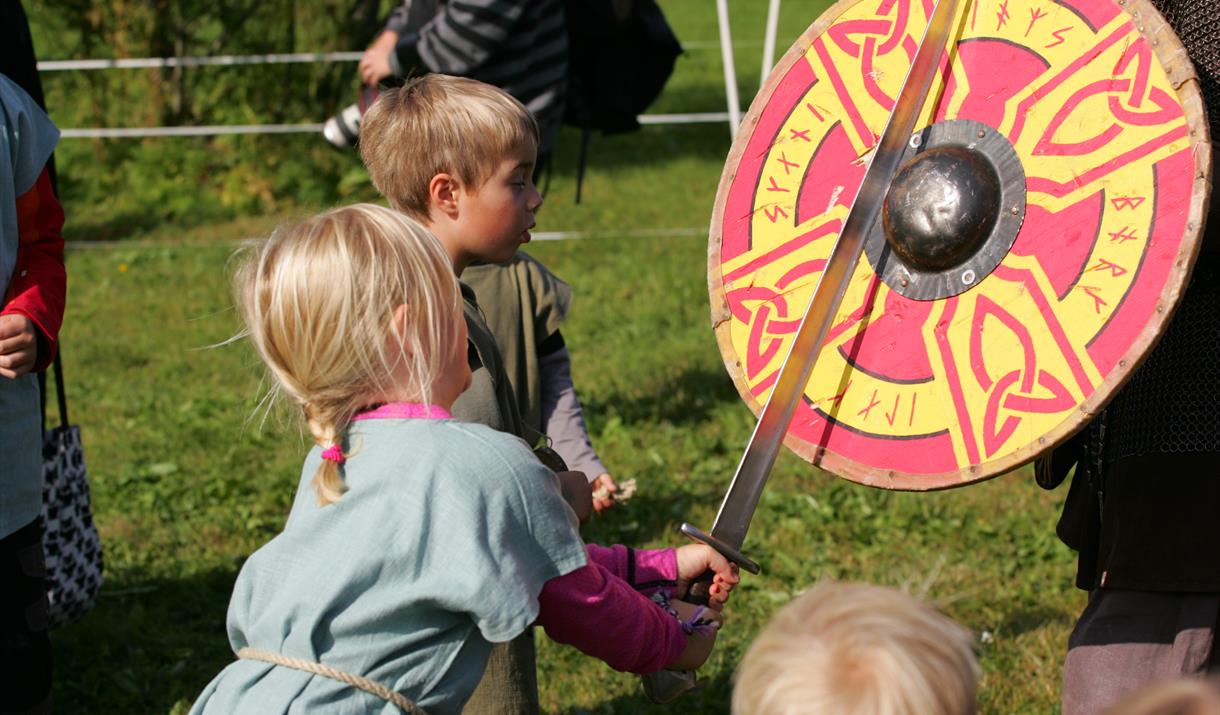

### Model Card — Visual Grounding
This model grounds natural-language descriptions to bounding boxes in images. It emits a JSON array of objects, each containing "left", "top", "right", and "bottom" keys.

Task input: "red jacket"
[{"left": 2, "top": 166, "right": 65, "bottom": 372}]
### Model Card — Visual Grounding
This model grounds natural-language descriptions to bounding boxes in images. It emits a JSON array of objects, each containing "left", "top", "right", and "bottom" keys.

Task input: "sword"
[{"left": 643, "top": 0, "right": 963, "bottom": 701}]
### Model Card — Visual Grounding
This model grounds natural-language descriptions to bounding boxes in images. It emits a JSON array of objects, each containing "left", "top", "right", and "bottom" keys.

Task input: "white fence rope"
[
  {"left": 33, "top": 42, "right": 761, "bottom": 71},
  {"left": 37, "top": 52, "right": 364, "bottom": 71},
  {"left": 64, "top": 226, "right": 706, "bottom": 250},
  {"left": 60, "top": 123, "right": 323, "bottom": 138},
  {"left": 59, "top": 113, "right": 731, "bottom": 138},
  {"left": 40, "top": 40, "right": 750, "bottom": 138}
]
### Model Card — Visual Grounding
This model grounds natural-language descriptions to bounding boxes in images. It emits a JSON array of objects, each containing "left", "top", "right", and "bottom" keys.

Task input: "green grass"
[{"left": 43, "top": 1, "right": 1083, "bottom": 712}]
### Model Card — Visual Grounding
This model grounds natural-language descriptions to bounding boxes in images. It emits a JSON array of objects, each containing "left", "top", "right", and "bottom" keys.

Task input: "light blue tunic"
[
  {"left": 0, "top": 74, "right": 59, "bottom": 540},
  {"left": 190, "top": 417, "right": 587, "bottom": 714}
]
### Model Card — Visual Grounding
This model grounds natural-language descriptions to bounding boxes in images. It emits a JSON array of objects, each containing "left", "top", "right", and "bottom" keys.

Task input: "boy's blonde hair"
[
  {"left": 732, "top": 581, "right": 979, "bottom": 715},
  {"left": 235, "top": 203, "right": 461, "bottom": 504},
  {"left": 359, "top": 74, "right": 540, "bottom": 220}
]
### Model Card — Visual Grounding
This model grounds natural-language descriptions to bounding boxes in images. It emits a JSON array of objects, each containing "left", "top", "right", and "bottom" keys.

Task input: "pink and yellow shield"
[{"left": 709, "top": 0, "right": 1211, "bottom": 489}]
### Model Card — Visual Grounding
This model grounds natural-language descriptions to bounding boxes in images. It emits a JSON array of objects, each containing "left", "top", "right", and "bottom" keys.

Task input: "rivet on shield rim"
[
  {"left": 961, "top": 269, "right": 976, "bottom": 285},
  {"left": 1119, "top": 360, "right": 1128, "bottom": 367},
  {"left": 909, "top": 134, "right": 922, "bottom": 149},
  {"left": 1010, "top": 206, "right": 1020, "bottom": 215}
]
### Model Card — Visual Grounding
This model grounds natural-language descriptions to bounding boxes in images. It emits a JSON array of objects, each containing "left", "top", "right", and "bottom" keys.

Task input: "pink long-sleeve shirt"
[{"left": 535, "top": 544, "right": 686, "bottom": 674}]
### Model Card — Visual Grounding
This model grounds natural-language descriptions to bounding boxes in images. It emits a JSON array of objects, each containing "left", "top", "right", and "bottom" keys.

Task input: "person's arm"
[
  {"left": 586, "top": 544, "right": 679, "bottom": 596},
  {"left": 536, "top": 542, "right": 737, "bottom": 673},
  {"left": 1, "top": 167, "right": 65, "bottom": 377},
  {"left": 535, "top": 559, "right": 690, "bottom": 674},
  {"left": 540, "top": 345, "right": 609, "bottom": 473},
  {"left": 359, "top": 1, "right": 439, "bottom": 84},
  {"left": 392, "top": 0, "right": 528, "bottom": 77}
]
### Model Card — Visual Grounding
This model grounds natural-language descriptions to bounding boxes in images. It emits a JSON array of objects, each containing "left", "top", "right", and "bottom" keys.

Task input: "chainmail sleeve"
[
  {"left": 1079, "top": 0, "right": 1220, "bottom": 464},
  {"left": 1150, "top": 0, "right": 1220, "bottom": 138}
]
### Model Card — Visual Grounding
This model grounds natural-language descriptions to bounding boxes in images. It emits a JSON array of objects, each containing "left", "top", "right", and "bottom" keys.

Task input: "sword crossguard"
[{"left": 680, "top": 523, "right": 762, "bottom": 575}]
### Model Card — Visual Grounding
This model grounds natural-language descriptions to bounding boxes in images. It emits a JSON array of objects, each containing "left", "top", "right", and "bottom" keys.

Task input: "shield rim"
[{"left": 707, "top": 0, "right": 1213, "bottom": 490}]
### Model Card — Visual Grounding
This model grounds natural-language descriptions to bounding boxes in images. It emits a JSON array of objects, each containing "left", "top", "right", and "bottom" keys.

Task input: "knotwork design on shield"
[{"left": 708, "top": 0, "right": 1210, "bottom": 489}]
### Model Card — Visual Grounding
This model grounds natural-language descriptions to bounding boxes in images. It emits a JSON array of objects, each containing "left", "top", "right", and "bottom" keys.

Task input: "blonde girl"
[{"left": 190, "top": 204, "right": 738, "bottom": 714}]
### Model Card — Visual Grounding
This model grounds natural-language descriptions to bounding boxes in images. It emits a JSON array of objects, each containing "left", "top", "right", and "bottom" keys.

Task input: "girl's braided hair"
[{"left": 234, "top": 203, "right": 461, "bottom": 504}]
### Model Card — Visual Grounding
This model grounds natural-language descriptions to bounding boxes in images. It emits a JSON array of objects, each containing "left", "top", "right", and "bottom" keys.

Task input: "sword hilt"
[
  {"left": 680, "top": 523, "right": 762, "bottom": 576},
  {"left": 641, "top": 524, "right": 762, "bottom": 703}
]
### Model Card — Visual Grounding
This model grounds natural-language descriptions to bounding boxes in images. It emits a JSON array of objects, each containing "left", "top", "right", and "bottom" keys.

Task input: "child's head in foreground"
[
  {"left": 235, "top": 203, "right": 469, "bottom": 504},
  {"left": 359, "top": 74, "right": 542, "bottom": 270},
  {"left": 732, "top": 580, "right": 979, "bottom": 715}
]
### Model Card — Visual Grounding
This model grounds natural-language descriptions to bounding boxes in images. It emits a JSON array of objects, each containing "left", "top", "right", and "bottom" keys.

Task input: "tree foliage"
[{"left": 27, "top": 0, "right": 393, "bottom": 238}]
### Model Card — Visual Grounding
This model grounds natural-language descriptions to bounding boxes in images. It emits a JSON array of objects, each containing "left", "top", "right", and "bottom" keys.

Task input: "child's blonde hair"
[
  {"left": 235, "top": 203, "right": 461, "bottom": 505},
  {"left": 359, "top": 74, "right": 539, "bottom": 220},
  {"left": 732, "top": 581, "right": 979, "bottom": 715},
  {"left": 1105, "top": 678, "right": 1220, "bottom": 715}
]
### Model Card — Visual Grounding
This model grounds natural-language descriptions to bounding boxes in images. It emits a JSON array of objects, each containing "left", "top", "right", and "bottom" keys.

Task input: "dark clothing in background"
[{"left": 384, "top": 0, "right": 568, "bottom": 159}]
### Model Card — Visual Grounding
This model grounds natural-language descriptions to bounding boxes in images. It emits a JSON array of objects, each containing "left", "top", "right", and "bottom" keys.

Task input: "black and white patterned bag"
[{"left": 40, "top": 353, "right": 103, "bottom": 628}]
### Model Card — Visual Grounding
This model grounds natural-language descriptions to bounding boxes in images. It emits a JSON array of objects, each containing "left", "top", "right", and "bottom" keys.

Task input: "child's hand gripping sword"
[{"left": 642, "top": 0, "right": 962, "bottom": 700}]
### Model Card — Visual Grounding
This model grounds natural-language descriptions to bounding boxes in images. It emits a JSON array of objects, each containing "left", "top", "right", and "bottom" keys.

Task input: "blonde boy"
[
  {"left": 359, "top": 74, "right": 560, "bottom": 715},
  {"left": 360, "top": 74, "right": 543, "bottom": 439},
  {"left": 732, "top": 581, "right": 979, "bottom": 715}
]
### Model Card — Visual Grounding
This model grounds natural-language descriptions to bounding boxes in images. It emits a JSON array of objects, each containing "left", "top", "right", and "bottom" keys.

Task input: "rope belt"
[{"left": 236, "top": 647, "right": 426, "bottom": 714}]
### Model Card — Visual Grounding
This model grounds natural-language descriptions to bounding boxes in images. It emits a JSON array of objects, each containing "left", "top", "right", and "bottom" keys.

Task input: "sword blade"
[{"left": 706, "top": 0, "right": 962, "bottom": 551}]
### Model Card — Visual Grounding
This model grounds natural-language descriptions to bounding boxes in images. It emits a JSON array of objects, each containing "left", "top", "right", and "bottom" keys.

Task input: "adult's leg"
[
  {"left": 0, "top": 518, "right": 53, "bottom": 715},
  {"left": 1063, "top": 589, "right": 1218, "bottom": 715}
]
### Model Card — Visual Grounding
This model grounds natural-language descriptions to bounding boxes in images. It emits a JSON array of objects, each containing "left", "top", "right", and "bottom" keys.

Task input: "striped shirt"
[{"left": 386, "top": 0, "right": 568, "bottom": 155}]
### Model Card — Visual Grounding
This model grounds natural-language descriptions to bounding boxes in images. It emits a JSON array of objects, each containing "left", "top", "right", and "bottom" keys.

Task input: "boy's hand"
[
  {"left": 359, "top": 30, "right": 399, "bottom": 85},
  {"left": 665, "top": 599, "right": 724, "bottom": 671},
  {"left": 675, "top": 544, "right": 741, "bottom": 610},
  {"left": 590, "top": 473, "right": 617, "bottom": 512},
  {"left": 0, "top": 314, "right": 38, "bottom": 379},
  {"left": 556, "top": 470, "right": 593, "bottom": 525}
]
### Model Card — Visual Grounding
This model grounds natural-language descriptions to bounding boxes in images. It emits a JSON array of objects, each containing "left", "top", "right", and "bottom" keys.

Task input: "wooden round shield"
[{"left": 708, "top": 0, "right": 1211, "bottom": 490}]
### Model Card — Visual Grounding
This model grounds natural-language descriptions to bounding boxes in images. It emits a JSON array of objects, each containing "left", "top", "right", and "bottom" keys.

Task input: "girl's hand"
[
  {"left": 665, "top": 599, "right": 724, "bottom": 671},
  {"left": 556, "top": 470, "right": 593, "bottom": 525},
  {"left": 675, "top": 545, "right": 741, "bottom": 610}
]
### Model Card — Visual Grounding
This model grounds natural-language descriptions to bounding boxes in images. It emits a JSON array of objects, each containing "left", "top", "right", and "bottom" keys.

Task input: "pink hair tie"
[{"left": 320, "top": 444, "right": 346, "bottom": 464}]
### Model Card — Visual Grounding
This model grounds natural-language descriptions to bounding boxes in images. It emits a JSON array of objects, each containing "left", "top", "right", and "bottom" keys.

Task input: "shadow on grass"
[
  {"left": 68, "top": 210, "right": 170, "bottom": 243},
  {"left": 554, "top": 671, "right": 734, "bottom": 715},
  {"left": 582, "top": 470, "right": 736, "bottom": 550},
  {"left": 51, "top": 564, "right": 241, "bottom": 712},
  {"left": 550, "top": 115, "right": 732, "bottom": 175},
  {"left": 585, "top": 365, "right": 742, "bottom": 428},
  {"left": 999, "top": 604, "right": 1075, "bottom": 639}
]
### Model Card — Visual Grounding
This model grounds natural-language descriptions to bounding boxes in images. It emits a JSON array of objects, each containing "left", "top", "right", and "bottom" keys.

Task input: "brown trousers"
[
  {"left": 1063, "top": 590, "right": 1220, "bottom": 715},
  {"left": 461, "top": 630, "right": 539, "bottom": 715}
]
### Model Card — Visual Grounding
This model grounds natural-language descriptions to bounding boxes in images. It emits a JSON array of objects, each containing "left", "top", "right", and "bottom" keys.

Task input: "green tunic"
[
  {"left": 461, "top": 253, "right": 572, "bottom": 437},
  {"left": 453, "top": 281, "right": 532, "bottom": 442}
]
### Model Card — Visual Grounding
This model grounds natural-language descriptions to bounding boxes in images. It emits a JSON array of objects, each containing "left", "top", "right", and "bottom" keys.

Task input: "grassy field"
[{"left": 44, "top": 1, "right": 1082, "bottom": 712}]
